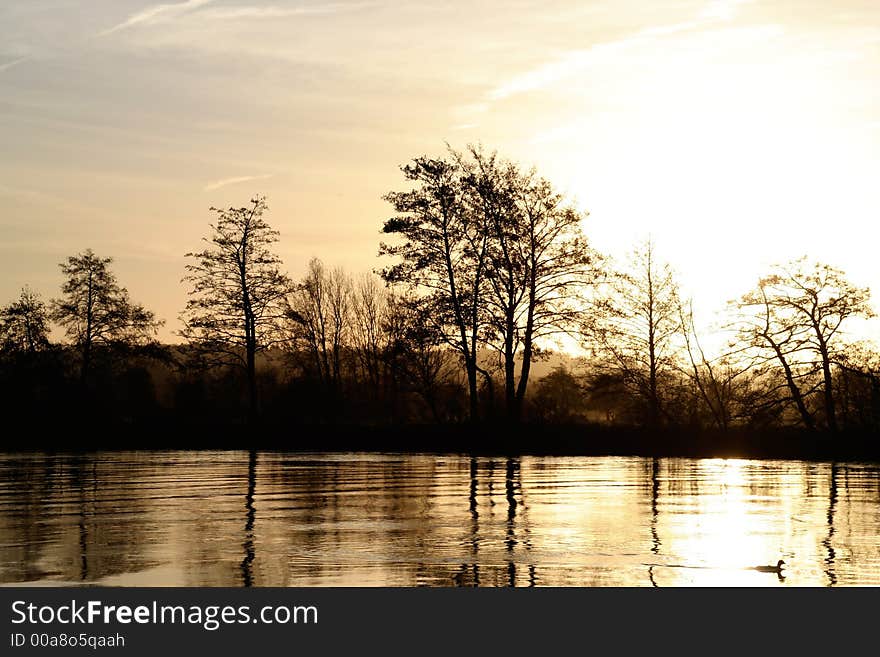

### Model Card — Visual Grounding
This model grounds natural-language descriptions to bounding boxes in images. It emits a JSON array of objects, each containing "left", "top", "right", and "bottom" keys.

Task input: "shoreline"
[{"left": 4, "top": 423, "right": 879, "bottom": 463}]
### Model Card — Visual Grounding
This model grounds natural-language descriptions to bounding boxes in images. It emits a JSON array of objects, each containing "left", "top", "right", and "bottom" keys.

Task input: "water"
[{"left": 0, "top": 452, "right": 878, "bottom": 587}]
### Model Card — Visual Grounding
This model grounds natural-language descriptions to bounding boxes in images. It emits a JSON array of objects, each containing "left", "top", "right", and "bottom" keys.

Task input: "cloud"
[
  {"left": 486, "top": 0, "right": 754, "bottom": 103},
  {"left": 100, "top": 1, "right": 375, "bottom": 35},
  {"left": 203, "top": 174, "right": 273, "bottom": 192},
  {"left": 201, "top": 2, "right": 377, "bottom": 20},
  {"left": 488, "top": 21, "right": 701, "bottom": 102},
  {"left": 0, "top": 55, "right": 29, "bottom": 74},
  {"left": 100, "top": 0, "right": 215, "bottom": 36}
]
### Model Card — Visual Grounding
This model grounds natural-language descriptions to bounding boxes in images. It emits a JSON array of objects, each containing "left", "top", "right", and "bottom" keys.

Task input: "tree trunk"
[
  {"left": 477, "top": 365, "right": 495, "bottom": 419},
  {"left": 504, "top": 328, "right": 516, "bottom": 421},
  {"left": 514, "top": 338, "right": 532, "bottom": 423},
  {"left": 246, "top": 339, "right": 258, "bottom": 422},
  {"left": 466, "top": 358, "right": 479, "bottom": 423},
  {"left": 82, "top": 278, "right": 93, "bottom": 386},
  {"left": 818, "top": 341, "right": 838, "bottom": 433},
  {"left": 769, "top": 340, "right": 815, "bottom": 430},
  {"left": 513, "top": 264, "right": 538, "bottom": 423},
  {"left": 81, "top": 339, "right": 91, "bottom": 386},
  {"left": 646, "top": 258, "right": 660, "bottom": 427},
  {"left": 648, "top": 336, "right": 659, "bottom": 427}
]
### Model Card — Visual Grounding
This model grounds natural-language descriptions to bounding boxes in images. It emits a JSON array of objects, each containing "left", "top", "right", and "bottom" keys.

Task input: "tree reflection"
[{"left": 241, "top": 450, "right": 257, "bottom": 587}]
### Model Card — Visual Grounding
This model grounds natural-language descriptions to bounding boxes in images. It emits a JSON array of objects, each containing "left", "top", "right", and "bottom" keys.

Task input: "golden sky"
[{"left": 1, "top": 0, "right": 879, "bottom": 341}]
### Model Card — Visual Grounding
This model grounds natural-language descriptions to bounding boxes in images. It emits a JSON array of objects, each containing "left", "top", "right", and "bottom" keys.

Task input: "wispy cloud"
[
  {"left": 488, "top": 21, "right": 698, "bottom": 102},
  {"left": 100, "top": 1, "right": 375, "bottom": 35},
  {"left": 202, "top": 2, "right": 376, "bottom": 20},
  {"left": 486, "top": 0, "right": 754, "bottom": 103},
  {"left": 0, "top": 55, "right": 29, "bottom": 74},
  {"left": 204, "top": 174, "right": 273, "bottom": 192},
  {"left": 100, "top": 0, "right": 215, "bottom": 36}
]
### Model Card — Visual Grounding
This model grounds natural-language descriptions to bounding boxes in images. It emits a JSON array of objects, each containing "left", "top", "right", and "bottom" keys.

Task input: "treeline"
[{"left": 1, "top": 145, "right": 878, "bottom": 436}]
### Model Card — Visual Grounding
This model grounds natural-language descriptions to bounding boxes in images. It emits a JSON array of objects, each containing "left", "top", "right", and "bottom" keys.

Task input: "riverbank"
[{"left": 6, "top": 422, "right": 880, "bottom": 462}]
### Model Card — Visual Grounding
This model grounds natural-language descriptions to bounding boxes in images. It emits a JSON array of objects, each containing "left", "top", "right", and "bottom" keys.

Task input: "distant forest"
[{"left": 1, "top": 146, "right": 878, "bottom": 440}]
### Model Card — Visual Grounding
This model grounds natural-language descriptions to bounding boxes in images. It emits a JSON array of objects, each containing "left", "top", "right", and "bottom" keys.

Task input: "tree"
[
  {"left": 590, "top": 238, "right": 680, "bottom": 426},
  {"left": 381, "top": 155, "right": 490, "bottom": 422},
  {"left": 381, "top": 147, "right": 597, "bottom": 422},
  {"left": 383, "top": 293, "right": 460, "bottom": 422},
  {"left": 733, "top": 283, "right": 817, "bottom": 429},
  {"left": 506, "top": 166, "right": 598, "bottom": 420},
  {"left": 458, "top": 147, "right": 598, "bottom": 421},
  {"left": 51, "top": 249, "right": 161, "bottom": 383},
  {"left": 530, "top": 366, "right": 588, "bottom": 423},
  {"left": 456, "top": 148, "right": 522, "bottom": 419},
  {"left": 735, "top": 258, "right": 874, "bottom": 432},
  {"left": 180, "top": 196, "right": 291, "bottom": 417},
  {"left": 1, "top": 287, "right": 50, "bottom": 356},
  {"left": 0, "top": 287, "right": 62, "bottom": 420},
  {"left": 286, "top": 258, "right": 351, "bottom": 399},
  {"left": 678, "top": 299, "right": 757, "bottom": 431},
  {"left": 350, "top": 273, "right": 389, "bottom": 393},
  {"left": 834, "top": 342, "right": 880, "bottom": 432}
]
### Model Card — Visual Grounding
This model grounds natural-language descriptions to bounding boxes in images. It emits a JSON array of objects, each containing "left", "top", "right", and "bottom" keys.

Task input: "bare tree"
[
  {"left": 180, "top": 197, "right": 291, "bottom": 417},
  {"left": 509, "top": 169, "right": 598, "bottom": 420},
  {"left": 455, "top": 147, "right": 600, "bottom": 421},
  {"left": 590, "top": 238, "right": 680, "bottom": 426},
  {"left": 733, "top": 283, "right": 818, "bottom": 429},
  {"left": 381, "top": 155, "right": 490, "bottom": 422},
  {"left": 52, "top": 249, "right": 161, "bottom": 384},
  {"left": 678, "top": 299, "right": 754, "bottom": 431},
  {"left": 286, "top": 258, "right": 351, "bottom": 397},
  {"left": 350, "top": 273, "right": 388, "bottom": 392},
  {"left": 455, "top": 147, "right": 531, "bottom": 420},
  {"left": 735, "top": 258, "right": 874, "bottom": 432},
  {"left": 382, "top": 148, "right": 598, "bottom": 422}
]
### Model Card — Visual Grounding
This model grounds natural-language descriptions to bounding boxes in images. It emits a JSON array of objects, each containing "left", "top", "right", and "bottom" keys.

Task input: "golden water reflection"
[{"left": 0, "top": 452, "right": 878, "bottom": 586}]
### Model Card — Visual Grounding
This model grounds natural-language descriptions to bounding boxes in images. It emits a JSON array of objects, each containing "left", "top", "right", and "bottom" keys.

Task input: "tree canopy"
[
  {"left": 180, "top": 196, "right": 292, "bottom": 415},
  {"left": 51, "top": 249, "right": 161, "bottom": 382}
]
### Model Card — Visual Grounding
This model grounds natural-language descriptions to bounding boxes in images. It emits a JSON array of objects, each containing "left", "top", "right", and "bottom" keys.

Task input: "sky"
[{"left": 1, "top": 0, "right": 879, "bottom": 343}]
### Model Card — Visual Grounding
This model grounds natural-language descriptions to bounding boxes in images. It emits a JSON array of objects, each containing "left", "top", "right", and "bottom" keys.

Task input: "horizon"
[{"left": 2, "top": 0, "right": 880, "bottom": 344}]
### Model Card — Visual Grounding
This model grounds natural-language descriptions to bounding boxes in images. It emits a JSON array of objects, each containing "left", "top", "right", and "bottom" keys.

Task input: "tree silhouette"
[
  {"left": 1, "top": 287, "right": 50, "bottom": 356},
  {"left": 733, "top": 283, "right": 817, "bottom": 429},
  {"left": 381, "top": 155, "right": 490, "bottom": 422},
  {"left": 834, "top": 342, "right": 880, "bottom": 431},
  {"left": 736, "top": 258, "right": 874, "bottom": 432},
  {"left": 0, "top": 287, "right": 62, "bottom": 423},
  {"left": 504, "top": 164, "right": 598, "bottom": 420},
  {"left": 180, "top": 196, "right": 291, "bottom": 417},
  {"left": 382, "top": 148, "right": 597, "bottom": 422},
  {"left": 678, "top": 300, "right": 756, "bottom": 431},
  {"left": 590, "top": 238, "right": 680, "bottom": 426},
  {"left": 286, "top": 258, "right": 351, "bottom": 401},
  {"left": 457, "top": 147, "right": 598, "bottom": 421},
  {"left": 530, "top": 365, "right": 587, "bottom": 423},
  {"left": 383, "top": 294, "right": 459, "bottom": 422},
  {"left": 51, "top": 249, "right": 161, "bottom": 384},
  {"left": 350, "top": 273, "right": 390, "bottom": 394}
]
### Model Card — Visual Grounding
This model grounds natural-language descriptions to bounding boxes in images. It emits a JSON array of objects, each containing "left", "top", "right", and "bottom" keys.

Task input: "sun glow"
[
  {"left": 652, "top": 460, "right": 776, "bottom": 585},
  {"left": 514, "top": 17, "right": 880, "bottom": 331},
  {"left": 1, "top": 1, "right": 879, "bottom": 342}
]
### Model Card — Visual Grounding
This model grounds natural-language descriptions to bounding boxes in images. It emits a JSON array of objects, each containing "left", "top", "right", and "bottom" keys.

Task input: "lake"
[{"left": 0, "top": 452, "right": 878, "bottom": 586}]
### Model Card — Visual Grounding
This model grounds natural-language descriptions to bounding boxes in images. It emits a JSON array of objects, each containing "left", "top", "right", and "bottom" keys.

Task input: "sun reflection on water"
[{"left": 0, "top": 452, "right": 878, "bottom": 587}]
